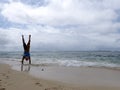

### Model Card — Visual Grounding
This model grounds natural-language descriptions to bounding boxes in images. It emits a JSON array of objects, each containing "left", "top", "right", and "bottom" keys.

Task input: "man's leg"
[
  {"left": 22, "top": 35, "right": 27, "bottom": 50},
  {"left": 27, "top": 35, "right": 31, "bottom": 48}
]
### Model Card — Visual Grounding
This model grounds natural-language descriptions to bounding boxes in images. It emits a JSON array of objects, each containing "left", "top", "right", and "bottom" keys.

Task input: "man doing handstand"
[{"left": 21, "top": 35, "right": 31, "bottom": 64}]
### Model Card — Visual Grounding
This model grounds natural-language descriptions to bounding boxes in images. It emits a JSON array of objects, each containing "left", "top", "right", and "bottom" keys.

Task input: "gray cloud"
[
  {"left": 0, "top": 31, "right": 10, "bottom": 51},
  {"left": 0, "top": 0, "right": 120, "bottom": 51}
]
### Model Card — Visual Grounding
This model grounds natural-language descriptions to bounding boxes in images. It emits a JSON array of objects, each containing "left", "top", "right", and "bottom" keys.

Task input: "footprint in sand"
[
  {"left": 35, "top": 82, "right": 42, "bottom": 87},
  {"left": 2, "top": 73, "right": 5, "bottom": 76},
  {"left": 0, "top": 88, "right": 5, "bottom": 90},
  {"left": 5, "top": 76, "right": 9, "bottom": 79},
  {"left": 44, "top": 87, "right": 58, "bottom": 90}
]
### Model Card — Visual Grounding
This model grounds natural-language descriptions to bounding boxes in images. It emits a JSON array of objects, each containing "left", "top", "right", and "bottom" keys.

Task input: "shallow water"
[{"left": 0, "top": 51, "right": 120, "bottom": 68}]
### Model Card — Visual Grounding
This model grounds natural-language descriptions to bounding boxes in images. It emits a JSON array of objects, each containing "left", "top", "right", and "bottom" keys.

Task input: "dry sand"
[{"left": 0, "top": 63, "right": 120, "bottom": 90}]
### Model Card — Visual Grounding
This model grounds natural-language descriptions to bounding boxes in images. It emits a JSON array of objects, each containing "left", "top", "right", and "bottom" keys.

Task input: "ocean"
[{"left": 0, "top": 51, "right": 120, "bottom": 69}]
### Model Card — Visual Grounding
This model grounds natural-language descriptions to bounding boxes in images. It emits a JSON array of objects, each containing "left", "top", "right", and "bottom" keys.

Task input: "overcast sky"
[{"left": 0, "top": 0, "right": 120, "bottom": 51}]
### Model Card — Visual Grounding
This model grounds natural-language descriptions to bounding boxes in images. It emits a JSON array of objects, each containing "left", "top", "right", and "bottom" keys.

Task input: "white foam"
[
  {"left": 31, "top": 58, "right": 120, "bottom": 68},
  {"left": 1, "top": 57, "right": 120, "bottom": 69}
]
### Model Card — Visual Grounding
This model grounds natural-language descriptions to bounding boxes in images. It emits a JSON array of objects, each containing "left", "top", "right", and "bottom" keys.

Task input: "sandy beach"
[{"left": 0, "top": 63, "right": 120, "bottom": 90}]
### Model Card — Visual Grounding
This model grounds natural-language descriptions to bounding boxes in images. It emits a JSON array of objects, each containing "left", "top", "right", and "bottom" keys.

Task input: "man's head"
[{"left": 25, "top": 56, "right": 29, "bottom": 61}]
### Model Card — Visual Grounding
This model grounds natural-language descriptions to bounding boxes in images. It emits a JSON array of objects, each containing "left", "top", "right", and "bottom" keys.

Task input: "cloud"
[
  {"left": 0, "top": 0, "right": 120, "bottom": 51},
  {"left": 1, "top": 0, "right": 119, "bottom": 25}
]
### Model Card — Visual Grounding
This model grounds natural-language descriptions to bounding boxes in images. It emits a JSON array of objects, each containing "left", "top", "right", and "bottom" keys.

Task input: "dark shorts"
[{"left": 23, "top": 52, "right": 30, "bottom": 57}]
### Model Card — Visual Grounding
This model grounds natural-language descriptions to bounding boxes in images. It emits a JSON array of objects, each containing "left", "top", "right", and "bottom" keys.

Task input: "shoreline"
[{"left": 0, "top": 63, "right": 120, "bottom": 90}]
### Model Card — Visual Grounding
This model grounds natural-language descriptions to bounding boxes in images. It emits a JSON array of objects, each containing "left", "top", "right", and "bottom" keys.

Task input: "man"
[{"left": 21, "top": 35, "right": 31, "bottom": 64}]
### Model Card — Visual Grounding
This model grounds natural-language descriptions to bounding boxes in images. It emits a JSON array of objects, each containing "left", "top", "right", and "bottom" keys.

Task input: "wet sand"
[{"left": 0, "top": 63, "right": 120, "bottom": 90}]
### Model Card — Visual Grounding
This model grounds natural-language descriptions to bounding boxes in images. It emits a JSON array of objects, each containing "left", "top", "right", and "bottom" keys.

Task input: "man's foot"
[{"left": 29, "top": 35, "right": 31, "bottom": 38}]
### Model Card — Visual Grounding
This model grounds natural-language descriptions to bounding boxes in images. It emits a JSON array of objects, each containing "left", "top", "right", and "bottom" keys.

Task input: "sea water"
[{"left": 0, "top": 51, "right": 120, "bottom": 68}]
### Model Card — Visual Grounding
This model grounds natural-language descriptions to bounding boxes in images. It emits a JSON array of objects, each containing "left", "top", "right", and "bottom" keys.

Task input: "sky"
[{"left": 0, "top": 0, "right": 120, "bottom": 51}]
